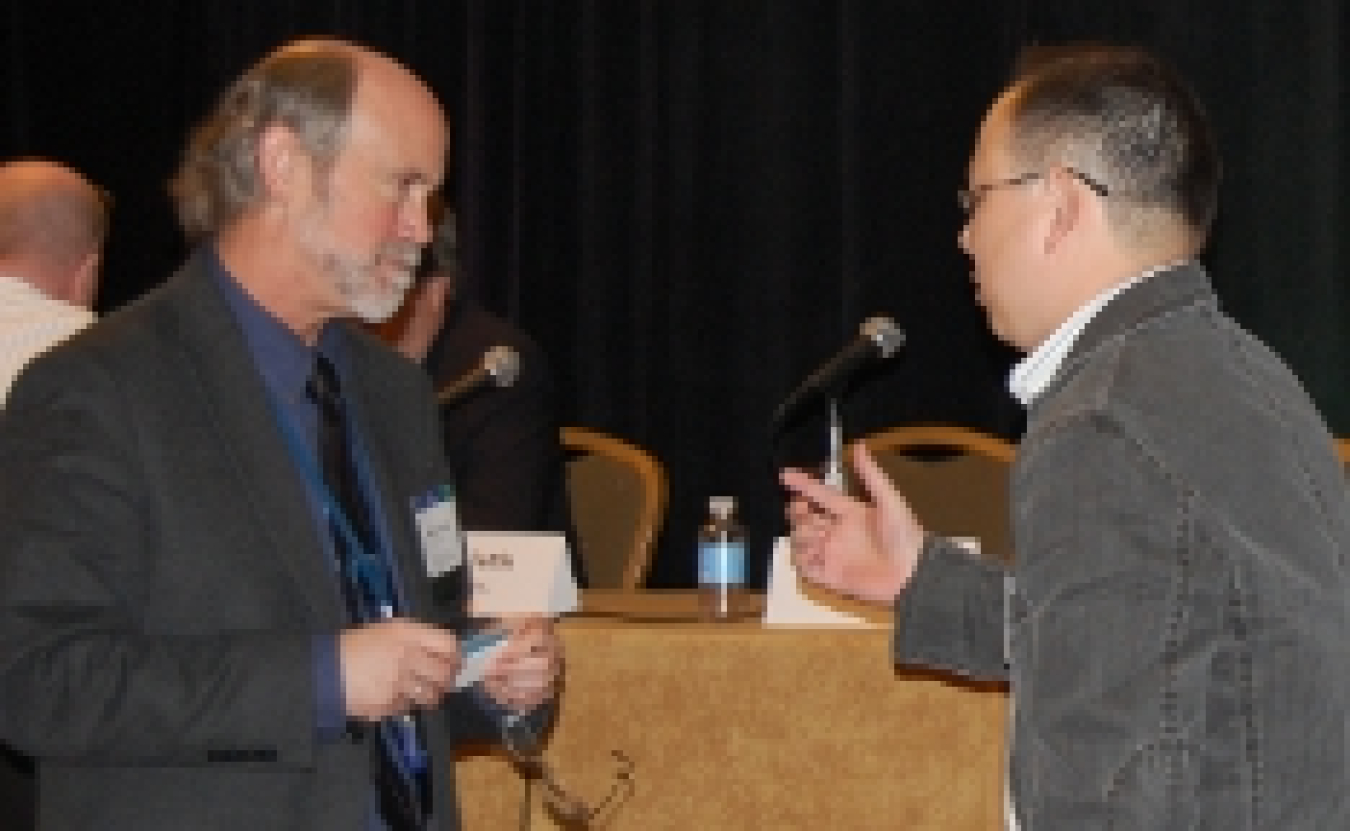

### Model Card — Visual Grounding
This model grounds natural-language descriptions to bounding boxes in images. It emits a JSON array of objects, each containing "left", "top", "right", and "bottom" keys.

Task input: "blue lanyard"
[{"left": 269, "top": 388, "right": 399, "bottom": 619}]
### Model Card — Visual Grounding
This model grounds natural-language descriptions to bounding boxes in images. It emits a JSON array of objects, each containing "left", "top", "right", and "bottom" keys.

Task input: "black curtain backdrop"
[{"left": 3, "top": 1, "right": 1346, "bottom": 588}]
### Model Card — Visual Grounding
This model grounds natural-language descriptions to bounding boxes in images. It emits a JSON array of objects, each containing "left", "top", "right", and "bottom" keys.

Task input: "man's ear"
[
  {"left": 257, "top": 121, "right": 305, "bottom": 203},
  {"left": 49, "top": 248, "right": 100, "bottom": 309},
  {"left": 70, "top": 249, "right": 101, "bottom": 308},
  {"left": 1043, "top": 168, "right": 1084, "bottom": 255}
]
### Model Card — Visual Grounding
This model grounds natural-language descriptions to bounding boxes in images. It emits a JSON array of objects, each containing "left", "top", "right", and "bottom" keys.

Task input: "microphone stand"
[{"left": 822, "top": 397, "right": 845, "bottom": 490}]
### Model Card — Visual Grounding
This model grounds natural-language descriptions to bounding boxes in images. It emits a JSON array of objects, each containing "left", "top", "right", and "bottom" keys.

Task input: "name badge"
[
  {"left": 466, "top": 532, "right": 578, "bottom": 616},
  {"left": 412, "top": 485, "right": 463, "bottom": 577}
]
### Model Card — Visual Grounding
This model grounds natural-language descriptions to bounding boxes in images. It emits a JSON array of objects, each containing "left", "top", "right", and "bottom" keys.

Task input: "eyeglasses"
[
  {"left": 502, "top": 718, "right": 635, "bottom": 827},
  {"left": 957, "top": 167, "right": 1109, "bottom": 218}
]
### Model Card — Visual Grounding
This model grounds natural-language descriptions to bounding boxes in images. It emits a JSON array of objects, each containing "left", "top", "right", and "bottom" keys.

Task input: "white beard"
[
  {"left": 296, "top": 203, "right": 422, "bottom": 324},
  {"left": 334, "top": 254, "right": 416, "bottom": 323}
]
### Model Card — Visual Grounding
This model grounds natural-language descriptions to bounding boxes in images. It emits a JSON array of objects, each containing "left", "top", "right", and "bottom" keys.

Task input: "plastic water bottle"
[{"left": 698, "top": 496, "right": 746, "bottom": 621}]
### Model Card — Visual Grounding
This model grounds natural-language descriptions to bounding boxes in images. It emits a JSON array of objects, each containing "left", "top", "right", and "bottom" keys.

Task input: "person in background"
[
  {"left": 0, "top": 157, "right": 108, "bottom": 831},
  {"left": 0, "top": 38, "right": 559, "bottom": 831},
  {"left": 783, "top": 43, "right": 1350, "bottom": 829},
  {"left": 379, "top": 208, "right": 583, "bottom": 585},
  {"left": 0, "top": 159, "right": 108, "bottom": 405}
]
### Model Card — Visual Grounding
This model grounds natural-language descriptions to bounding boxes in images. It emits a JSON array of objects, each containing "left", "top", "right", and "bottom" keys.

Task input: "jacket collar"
[{"left": 1039, "top": 261, "right": 1219, "bottom": 402}]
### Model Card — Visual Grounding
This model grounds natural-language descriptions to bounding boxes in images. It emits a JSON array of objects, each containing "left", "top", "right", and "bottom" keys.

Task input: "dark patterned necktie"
[{"left": 308, "top": 354, "right": 430, "bottom": 831}]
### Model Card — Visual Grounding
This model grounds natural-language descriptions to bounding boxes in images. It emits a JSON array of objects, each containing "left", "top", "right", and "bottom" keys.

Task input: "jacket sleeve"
[{"left": 894, "top": 535, "right": 1009, "bottom": 681}]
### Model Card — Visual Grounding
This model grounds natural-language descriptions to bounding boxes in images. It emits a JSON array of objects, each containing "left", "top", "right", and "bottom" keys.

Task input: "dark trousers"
[{"left": 0, "top": 743, "right": 35, "bottom": 830}]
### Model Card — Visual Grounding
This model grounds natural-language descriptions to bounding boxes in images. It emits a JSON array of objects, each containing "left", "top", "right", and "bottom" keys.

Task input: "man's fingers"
[
  {"left": 405, "top": 621, "right": 461, "bottom": 659},
  {"left": 850, "top": 442, "right": 913, "bottom": 519},
  {"left": 382, "top": 621, "right": 464, "bottom": 705},
  {"left": 484, "top": 646, "right": 560, "bottom": 714},
  {"left": 408, "top": 654, "right": 456, "bottom": 698},
  {"left": 492, "top": 658, "right": 553, "bottom": 692},
  {"left": 404, "top": 678, "right": 433, "bottom": 710},
  {"left": 849, "top": 444, "right": 890, "bottom": 502},
  {"left": 781, "top": 467, "right": 860, "bottom": 519}
]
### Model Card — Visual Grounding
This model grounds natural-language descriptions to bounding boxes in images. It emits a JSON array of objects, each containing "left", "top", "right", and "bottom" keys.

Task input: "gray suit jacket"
[
  {"left": 0, "top": 253, "right": 502, "bottom": 830},
  {"left": 896, "top": 264, "right": 1350, "bottom": 828}
]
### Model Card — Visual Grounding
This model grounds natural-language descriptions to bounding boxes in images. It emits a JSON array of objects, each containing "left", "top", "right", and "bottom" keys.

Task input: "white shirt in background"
[{"left": 0, "top": 272, "right": 96, "bottom": 406}]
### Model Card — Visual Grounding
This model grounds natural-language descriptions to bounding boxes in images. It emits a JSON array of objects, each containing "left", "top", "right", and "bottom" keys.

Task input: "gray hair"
[
  {"left": 1007, "top": 43, "right": 1220, "bottom": 247},
  {"left": 169, "top": 41, "right": 357, "bottom": 240}
]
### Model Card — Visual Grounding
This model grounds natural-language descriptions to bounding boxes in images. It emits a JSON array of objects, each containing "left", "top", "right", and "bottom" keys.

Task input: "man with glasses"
[{"left": 784, "top": 43, "right": 1350, "bottom": 829}]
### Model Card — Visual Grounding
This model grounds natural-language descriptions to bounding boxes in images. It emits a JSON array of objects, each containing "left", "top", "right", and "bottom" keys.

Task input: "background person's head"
[
  {"left": 959, "top": 43, "right": 1220, "bottom": 352},
  {"left": 373, "top": 200, "right": 459, "bottom": 362},
  {"left": 0, "top": 160, "right": 110, "bottom": 308}
]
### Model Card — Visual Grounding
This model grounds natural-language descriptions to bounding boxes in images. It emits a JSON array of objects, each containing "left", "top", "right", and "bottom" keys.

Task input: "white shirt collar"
[{"left": 1008, "top": 261, "right": 1188, "bottom": 407}]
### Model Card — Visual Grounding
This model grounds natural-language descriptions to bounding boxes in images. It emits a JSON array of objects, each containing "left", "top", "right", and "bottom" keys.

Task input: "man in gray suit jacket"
[
  {"left": 782, "top": 44, "right": 1350, "bottom": 829},
  {"left": 0, "top": 39, "right": 561, "bottom": 831}
]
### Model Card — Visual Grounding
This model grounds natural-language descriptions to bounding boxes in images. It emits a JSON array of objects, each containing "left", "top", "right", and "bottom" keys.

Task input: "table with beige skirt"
[{"left": 456, "top": 590, "right": 1007, "bottom": 830}]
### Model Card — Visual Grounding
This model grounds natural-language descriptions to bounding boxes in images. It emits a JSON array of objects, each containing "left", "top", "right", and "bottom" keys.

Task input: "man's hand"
[
  {"left": 780, "top": 442, "right": 926, "bottom": 606},
  {"left": 340, "top": 619, "right": 462, "bottom": 720},
  {"left": 481, "top": 616, "right": 562, "bottom": 715}
]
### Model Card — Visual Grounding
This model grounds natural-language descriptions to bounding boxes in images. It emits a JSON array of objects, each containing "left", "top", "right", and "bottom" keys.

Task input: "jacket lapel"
[{"left": 164, "top": 255, "right": 344, "bottom": 625}]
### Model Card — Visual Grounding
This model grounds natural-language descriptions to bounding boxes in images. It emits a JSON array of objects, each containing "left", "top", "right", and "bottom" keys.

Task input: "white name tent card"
[{"left": 465, "top": 531, "right": 579, "bottom": 617}]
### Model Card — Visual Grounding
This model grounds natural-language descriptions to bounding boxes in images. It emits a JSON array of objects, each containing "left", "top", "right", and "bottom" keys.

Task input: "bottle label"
[{"left": 698, "top": 542, "right": 746, "bottom": 586}]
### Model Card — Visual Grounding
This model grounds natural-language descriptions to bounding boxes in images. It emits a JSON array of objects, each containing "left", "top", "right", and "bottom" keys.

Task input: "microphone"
[
  {"left": 770, "top": 315, "right": 905, "bottom": 432},
  {"left": 436, "top": 345, "right": 521, "bottom": 407}
]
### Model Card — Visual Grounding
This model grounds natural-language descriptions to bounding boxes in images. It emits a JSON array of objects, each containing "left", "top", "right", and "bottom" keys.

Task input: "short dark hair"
[
  {"left": 1006, "top": 43, "right": 1220, "bottom": 246},
  {"left": 169, "top": 41, "right": 357, "bottom": 241}
]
